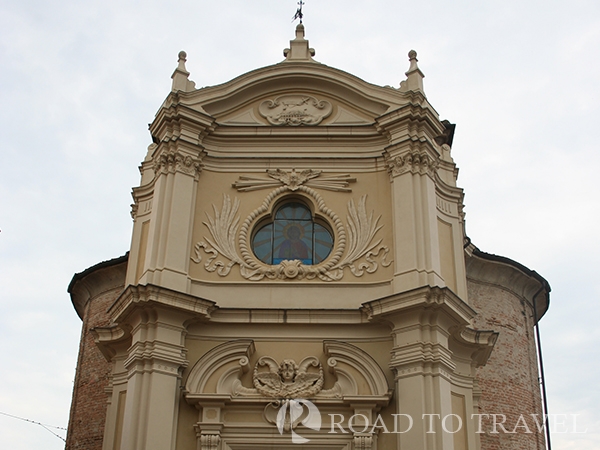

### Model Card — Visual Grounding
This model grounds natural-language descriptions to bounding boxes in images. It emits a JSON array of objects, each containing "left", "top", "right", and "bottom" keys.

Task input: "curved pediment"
[{"left": 178, "top": 62, "right": 410, "bottom": 126}]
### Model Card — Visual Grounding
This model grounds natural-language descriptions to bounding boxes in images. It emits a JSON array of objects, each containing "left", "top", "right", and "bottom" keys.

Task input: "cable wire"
[{"left": 0, "top": 411, "right": 67, "bottom": 443}]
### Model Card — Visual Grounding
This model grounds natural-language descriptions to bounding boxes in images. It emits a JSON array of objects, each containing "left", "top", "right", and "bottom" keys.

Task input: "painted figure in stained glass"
[{"left": 275, "top": 222, "right": 311, "bottom": 264}]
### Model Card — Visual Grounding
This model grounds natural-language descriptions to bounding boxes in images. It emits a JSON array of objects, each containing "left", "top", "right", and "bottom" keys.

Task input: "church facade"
[{"left": 66, "top": 26, "right": 549, "bottom": 450}]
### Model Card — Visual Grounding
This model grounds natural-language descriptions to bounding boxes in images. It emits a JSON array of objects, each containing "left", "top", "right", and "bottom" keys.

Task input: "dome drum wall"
[
  {"left": 466, "top": 251, "right": 549, "bottom": 450},
  {"left": 66, "top": 258, "right": 128, "bottom": 450}
]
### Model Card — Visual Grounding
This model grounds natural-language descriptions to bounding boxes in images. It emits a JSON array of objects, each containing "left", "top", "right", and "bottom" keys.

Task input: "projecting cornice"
[
  {"left": 465, "top": 245, "right": 550, "bottom": 322},
  {"left": 68, "top": 254, "right": 128, "bottom": 319},
  {"left": 107, "top": 283, "right": 216, "bottom": 323}
]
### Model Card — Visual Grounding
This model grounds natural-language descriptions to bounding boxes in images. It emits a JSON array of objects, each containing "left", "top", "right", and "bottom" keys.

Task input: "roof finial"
[
  {"left": 292, "top": 0, "right": 304, "bottom": 24},
  {"left": 399, "top": 49, "right": 425, "bottom": 93},
  {"left": 283, "top": 4, "right": 315, "bottom": 62},
  {"left": 171, "top": 50, "right": 196, "bottom": 92}
]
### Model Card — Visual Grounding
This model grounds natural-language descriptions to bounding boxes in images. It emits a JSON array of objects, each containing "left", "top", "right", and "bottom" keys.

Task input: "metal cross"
[{"left": 292, "top": 0, "right": 304, "bottom": 23}]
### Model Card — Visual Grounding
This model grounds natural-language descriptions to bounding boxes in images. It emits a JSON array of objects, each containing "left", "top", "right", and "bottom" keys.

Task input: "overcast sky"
[{"left": 1, "top": 1, "right": 598, "bottom": 449}]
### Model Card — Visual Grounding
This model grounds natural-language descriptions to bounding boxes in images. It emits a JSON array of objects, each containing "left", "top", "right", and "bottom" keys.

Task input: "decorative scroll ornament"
[
  {"left": 354, "top": 434, "right": 374, "bottom": 450},
  {"left": 385, "top": 150, "right": 438, "bottom": 177},
  {"left": 233, "top": 168, "right": 356, "bottom": 193},
  {"left": 191, "top": 189, "right": 392, "bottom": 281},
  {"left": 258, "top": 95, "right": 333, "bottom": 126},
  {"left": 130, "top": 203, "right": 139, "bottom": 219},
  {"left": 199, "top": 434, "right": 220, "bottom": 450},
  {"left": 152, "top": 149, "right": 204, "bottom": 179}
]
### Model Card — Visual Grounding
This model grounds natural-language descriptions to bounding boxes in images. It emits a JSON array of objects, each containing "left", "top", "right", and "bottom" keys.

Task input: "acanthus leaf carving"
[
  {"left": 321, "top": 196, "right": 393, "bottom": 281},
  {"left": 258, "top": 95, "right": 333, "bottom": 126},
  {"left": 191, "top": 195, "right": 244, "bottom": 276}
]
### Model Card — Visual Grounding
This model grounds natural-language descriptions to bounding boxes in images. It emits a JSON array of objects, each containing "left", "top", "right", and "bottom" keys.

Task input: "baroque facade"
[{"left": 66, "top": 25, "right": 550, "bottom": 450}]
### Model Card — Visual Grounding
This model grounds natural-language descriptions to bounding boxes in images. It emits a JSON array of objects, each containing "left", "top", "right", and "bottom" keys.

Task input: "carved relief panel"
[
  {"left": 258, "top": 95, "right": 333, "bottom": 126},
  {"left": 190, "top": 169, "right": 392, "bottom": 282}
]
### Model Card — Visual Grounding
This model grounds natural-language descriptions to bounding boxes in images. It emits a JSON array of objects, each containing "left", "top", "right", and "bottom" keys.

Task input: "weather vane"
[{"left": 292, "top": 0, "right": 304, "bottom": 24}]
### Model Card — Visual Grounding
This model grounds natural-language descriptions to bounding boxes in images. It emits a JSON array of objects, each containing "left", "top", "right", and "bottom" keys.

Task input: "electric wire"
[{"left": 0, "top": 411, "right": 67, "bottom": 443}]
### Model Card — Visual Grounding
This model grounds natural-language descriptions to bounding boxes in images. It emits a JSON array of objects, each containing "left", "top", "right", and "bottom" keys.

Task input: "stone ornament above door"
[{"left": 184, "top": 339, "right": 391, "bottom": 402}]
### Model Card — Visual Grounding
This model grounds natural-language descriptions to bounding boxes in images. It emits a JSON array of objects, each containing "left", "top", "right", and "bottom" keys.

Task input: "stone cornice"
[
  {"left": 465, "top": 246, "right": 550, "bottom": 322},
  {"left": 130, "top": 175, "right": 157, "bottom": 219},
  {"left": 205, "top": 123, "right": 383, "bottom": 140},
  {"left": 68, "top": 254, "right": 128, "bottom": 319},
  {"left": 108, "top": 283, "right": 216, "bottom": 324},
  {"left": 363, "top": 286, "right": 476, "bottom": 326},
  {"left": 206, "top": 309, "right": 370, "bottom": 325},
  {"left": 91, "top": 324, "right": 132, "bottom": 361},
  {"left": 376, "top": 101, "right": 444, "bottom": 145},
  {"left": 389, "top": 342, "right": 456, "bottom": 379},
  {"left": 450, "top": 326, "right": 499, "bottom": 368},
  {"left": 150, "top": 101, "right": 215, "bottom": 146},
  {"left": 124, "top": 340, "right": 189, "bottom": 375}
]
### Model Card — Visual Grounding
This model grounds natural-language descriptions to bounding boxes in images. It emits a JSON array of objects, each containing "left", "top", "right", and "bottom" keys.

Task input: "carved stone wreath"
[{"left": 191, "top": 186, "right": 392, "bottom": 281}]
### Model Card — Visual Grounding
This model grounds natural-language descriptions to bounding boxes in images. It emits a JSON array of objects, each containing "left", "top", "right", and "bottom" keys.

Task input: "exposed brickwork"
[
  {"left": 65, "top": 287, "right": 122, "bottom": 450},
  {"left": 469, "top": 279, "right": 546, "bottom": 450}
]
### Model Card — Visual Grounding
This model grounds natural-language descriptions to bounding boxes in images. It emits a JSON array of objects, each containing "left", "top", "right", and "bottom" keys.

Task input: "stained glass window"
[{"left": 252, "top": 202, "right": 334, "bottom": 265}]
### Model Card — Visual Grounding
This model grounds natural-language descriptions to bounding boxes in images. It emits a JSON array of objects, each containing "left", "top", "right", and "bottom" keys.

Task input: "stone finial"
[
  {"left": 171, "top": 50, "right": 196, "bottom": 92},
  {"left": 283, "top": 24, "right": 316, "bottom": 62},
  {"left": 399, "top": 49, "right": 425, "bottom": 93}
]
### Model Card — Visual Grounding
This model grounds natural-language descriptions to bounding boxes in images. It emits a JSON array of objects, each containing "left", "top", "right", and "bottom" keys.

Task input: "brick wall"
[
  {"left": 469, "top": 279, "right": 546, "bottom": 450},
  {"left": 65, "top": 286, "right": 121, "bottom": 450}
]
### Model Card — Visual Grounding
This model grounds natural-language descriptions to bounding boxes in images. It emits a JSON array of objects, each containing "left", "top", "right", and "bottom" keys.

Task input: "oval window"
[{"left": 252, "top": 202, "right": 333, "bottom": 265}]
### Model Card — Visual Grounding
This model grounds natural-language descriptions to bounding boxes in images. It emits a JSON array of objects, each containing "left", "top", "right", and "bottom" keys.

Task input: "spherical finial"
[
  {"left": 408, "top": 50, "right": 417, "bottom": 60},
  {"left": 178, "top": 50, "right": 187, "bottom": 61}
]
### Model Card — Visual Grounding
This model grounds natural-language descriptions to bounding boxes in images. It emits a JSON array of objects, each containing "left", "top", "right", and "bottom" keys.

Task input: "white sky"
[{"left": 1, "top": 1, "right": 598, "bottom": 449}]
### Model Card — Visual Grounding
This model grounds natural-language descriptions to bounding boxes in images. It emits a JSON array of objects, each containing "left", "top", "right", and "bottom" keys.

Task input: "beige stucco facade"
[{"left": 66, "top": 25, "right": 549, "bottom": 450}]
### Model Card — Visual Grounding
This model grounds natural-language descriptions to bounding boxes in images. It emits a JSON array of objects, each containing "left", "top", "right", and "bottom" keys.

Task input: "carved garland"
[{"left": 191, "top": 188, "right": 392, "bottom": 281}]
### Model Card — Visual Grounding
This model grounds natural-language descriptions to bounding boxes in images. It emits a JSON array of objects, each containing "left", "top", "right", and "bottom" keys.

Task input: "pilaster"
[
  {"left": 193, "top": 403, "right": 224, "bottom": 450},
  {"left": 127, "top": 102, "right": 214, "bottom": 293},
  {"left": 117, "top": 305, "right": 189, "bottom": 450},
  {"left": 385, "top": 145, "right": 445, "bottom": 293},
  {"left": 365, "top": 287, "right": 478, "bottom": 450}
]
